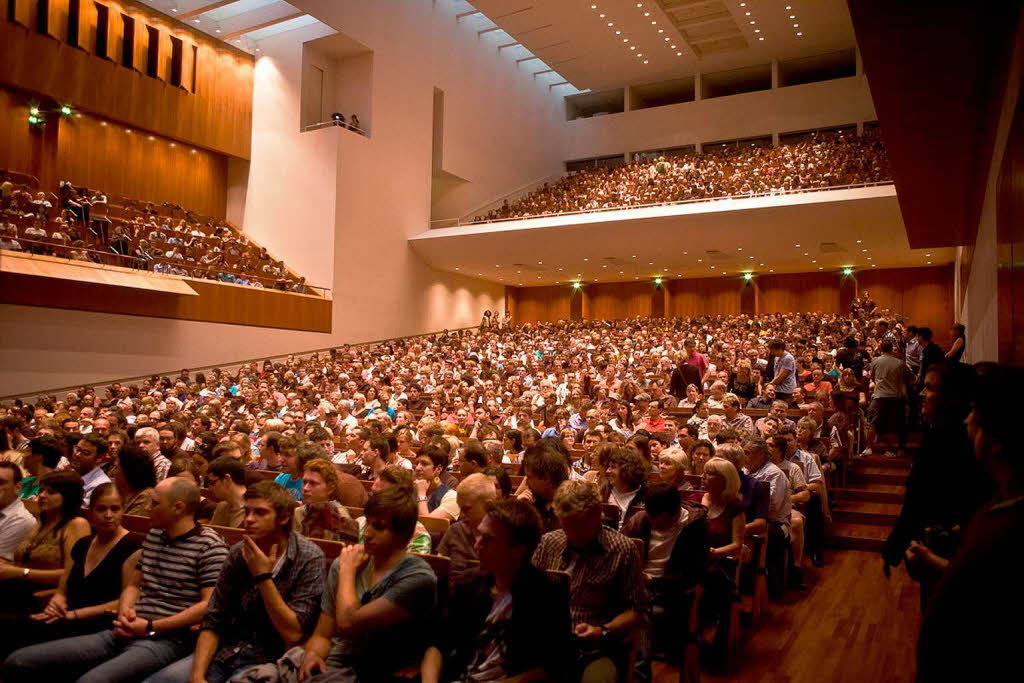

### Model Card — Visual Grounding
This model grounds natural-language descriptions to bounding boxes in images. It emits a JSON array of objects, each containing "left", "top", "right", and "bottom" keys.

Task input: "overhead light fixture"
[
  {"left": 744, "top": 273, "right": 753, "bottom": 281},
  {"left": 615, "top": 30, "right": 621, "bottom": 34},
  {"left": 759, "top": 36, "right": 765, "bottom": 40},
  {"left": 643, "top": 59, "right": 648, "bottom": 63},
  {"left": 677, "top": 51, "right": 682, "bottom": 55},
  {"left": 60, "top": 105, "right": 72, "bottom": 116},
  {"left": 630, "top": 45, "right": 635, "bottom": 50},
  {"left": 654, "top": 277, "right": 663, "bottom": 285},
  {"left": 797, "top": 32, "right": 802, "bottom": 36},
  {"left": 30, "top": 106, "right": 39, "bottom": 115},
  {"left": 843, "top": 268, "right": 853, "bottom": 275}
]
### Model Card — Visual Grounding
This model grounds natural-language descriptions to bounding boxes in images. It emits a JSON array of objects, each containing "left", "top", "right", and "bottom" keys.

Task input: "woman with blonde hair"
[
  {"left": 657, "top": 447, "right": 693, "bottom": 492},
  {"left": 699, "top": 456, "right": 745, "bottom": 654}
]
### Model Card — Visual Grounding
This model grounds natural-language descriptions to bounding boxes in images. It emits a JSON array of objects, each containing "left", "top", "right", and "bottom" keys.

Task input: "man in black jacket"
[{"left": 422, "top": 499, "right": 571, "bottom": 682}]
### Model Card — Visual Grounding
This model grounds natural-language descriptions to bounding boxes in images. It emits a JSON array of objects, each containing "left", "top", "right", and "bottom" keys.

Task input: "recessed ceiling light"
[
  {"left": 927, "top": 261, "right": 932, "bottom": 265},
  {"left": 857, "top": 239, "right": 862, "bottom": 243},
  {"left": 599, "top": 13, "right": 605, "bottom": 18},
  {"left": 643, "top": 59, "right": 648, "bottom": 63},
  {"left": 925, "top": 253, "right": 932, "bottom": 256},
  {"left": 591, "top": 4, "right": 597, "bottom": 8},
  {"left": 803, "top": 252, "right": 809, "bottom": 256},
  {"left": 795, "top": 243, "right": 800, "bottom": 247},
  {"left": 193, "top": 19, "right": 200, "bottom": 23},
  {"left": 215, "top": 29, "right": 221, "bottom": 33},
  {"left": 818, "top": 267, "right": 823, "bottom": 270},
  {"left": 811, "top": 259, "right": 816, "bottom": 263},
  {"left": 797, "top": 32, "right": 802, "bottom": 36},
  {"left": 759, "top": 36, "right": 764, "bottom": 40},
  {"left": 607, "top": 22, "right": 614, "bottom": 26},
  {"left": 754, "top": 29, "right": 760, "bottom": 32},
  {"left": 750, "top": 20, "right": 756, "bottom": 24},
  {"left": 867, "top": 257, "right": 872, "bottom": 260},
  {"left": 677, "top": 51, "right": 682, "bottom": 55},
  {"left": 616, "top": 30, "right": 621, "bottom": 34},
  {"left": 584, "top": 257, "right": 589, "bottom": 261},
  {"left": 623, "top": 38, "right": 629, "bottom": 42},
  {"left": 786, "top": 5, "right": 792, "bottom": 9},
  {"left": 671, "top": 44, "right": 676, "bottom": 48},
  {"left": 658, "top": 29, "right": 664, "bottom": 33},
  {"left": 790, "top": 15, "right": 796, "bottom": 19},
  {"left": 664, "top": 37, "right": 669, "bottom": 41},
  {"left": 651, "top": 21, "right": 657, "bottom": 25},
  {"left": 455, "top": 267, "right": 459, "bottom": 270},
  {"left": 644, "top": 12, "right": 650, "bottom": 16},
  {"left": 872, "top": 264, "right": 876, "bottom": 267},
  {"left": 793, "top": 23, "right": 799, "bottom": 27},
  {"left": 745, "top": 11, "right": 751, "bottom": 15},
  {"left": 697, "top": 258, "right": 702, "bottom": 262},
  {"left": 630, "top": 45, "right": 636, "bottom": 50},
  {"left": 862, "top": 248, "right": 868, "bottom": 252}
]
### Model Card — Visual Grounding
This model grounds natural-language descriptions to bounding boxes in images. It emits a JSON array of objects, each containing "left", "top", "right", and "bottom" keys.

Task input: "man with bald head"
[{"left": 4, "top": 477, "right": 229, "bottom": 682}]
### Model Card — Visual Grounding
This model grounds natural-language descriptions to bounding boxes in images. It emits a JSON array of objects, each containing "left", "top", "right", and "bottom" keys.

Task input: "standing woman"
[
  {"left": 945, "top": 323, "right": 966, "bottom": 363},
  {"left": 3, "top": 483, "right": 139, "bottom": 655},
  {"left": 0, "top": 471, "right": 91, "bottom": 614}
]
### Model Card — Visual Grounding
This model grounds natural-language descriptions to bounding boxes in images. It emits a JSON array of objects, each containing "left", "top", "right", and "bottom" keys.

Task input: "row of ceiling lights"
[
  {"left": 738, "top": 2, "right": 765, "bottom": 41},
  {"left": 169, "top": 6, "right": 261, "bottom": 51},
  {"left": 590, "top": 3, "right": 684, "bottom": 65}
]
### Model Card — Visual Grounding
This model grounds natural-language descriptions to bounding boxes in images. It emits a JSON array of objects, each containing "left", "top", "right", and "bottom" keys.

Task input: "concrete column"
[
  {"left": 772, "top": 132, "right": 779, "bottom": 147},
  {"left": 694, "top": 72, "right": 703, "bottom": 101},
  {"left": 855, "top": 46, "right": 863, "bottom": 76},
  {"left": 625, "top": 151, "right": 633, "bottom": 164},
  {"left": 623, "top": 86, "right": 632, "bottom": 112},
  {"left": 857, "top": 121, "right": 864, "bottom": 136},
  {"left": 771, "top": 58, "right": 779, "bottom": 89},
  {"left": 695, "top": 142, "right": 703, "bottom": 154}
]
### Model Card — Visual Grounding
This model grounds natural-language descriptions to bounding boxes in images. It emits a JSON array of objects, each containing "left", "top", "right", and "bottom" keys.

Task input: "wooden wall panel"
[
  {"left": 668, "top": 276, "right": 744, "bottom": 317},
  {"left": 588, "top": 281, "right": 654, "bottom": 320},
  {"left": 56, "top": 109, "right": 228, "bottom": 217},
  {"left": 509, "top": 286, "right": 571, "bottom": 323},
  {"left": 757, "top": 272, "right": 842, "bottom": 313},
  {"left": 511, "top": 267, "right": 954, "bottom": 339},
  {"left": 0, "top": 89, "right": 34, "bottom": 176},
  {"left": 0, "top": 0, "right": 253, "bottom": 158}
]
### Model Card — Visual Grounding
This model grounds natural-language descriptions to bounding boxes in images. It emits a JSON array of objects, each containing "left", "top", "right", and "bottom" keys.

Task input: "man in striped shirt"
[{"left": 3, "top": 477, "right": 228, "bottom": 683}]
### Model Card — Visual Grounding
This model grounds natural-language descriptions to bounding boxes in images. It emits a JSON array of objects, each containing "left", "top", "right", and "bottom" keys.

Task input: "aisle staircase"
[{"left": 827, "top": 455, "right": 911, "bottom": 552}]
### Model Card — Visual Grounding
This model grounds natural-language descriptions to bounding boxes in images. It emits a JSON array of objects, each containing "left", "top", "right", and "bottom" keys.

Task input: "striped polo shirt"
[{"left": 135, "top": 524, "right": 229, "bottom": 622}]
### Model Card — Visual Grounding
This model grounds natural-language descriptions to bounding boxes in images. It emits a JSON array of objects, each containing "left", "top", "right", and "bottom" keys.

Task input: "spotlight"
[
  {"left": 843, "top": 268, "right": 854, "bottom": 276},
  {"left": 572, "top": 282, "right": 581, "bottom": 290},
  {"left": 654, "top": 277, "right": 662, "bottom": 285},
  {"left": 60, "top": 105, "right": 72, "bottom": 116},
  {"left": 30, "top": 107, "right": 39, "bottom": 116},
  {"left": 28, "top": 114, "right": 40, "bottom": 125},
  {"left": 744, "top": 273, "right": 753, "bottom": 281}
]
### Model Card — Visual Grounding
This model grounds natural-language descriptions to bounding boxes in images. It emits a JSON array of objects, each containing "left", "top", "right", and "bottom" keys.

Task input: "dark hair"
[
  {"left": 483, "top": 466, "right": 513, "bottom": 498},
  {"left": 418, "top": 442, "right": 449, "bottom": 470},
  {"left": 39, "top": 470, "right": 84, "bottom": 520},
  {"left": 645, "top": 482, "right": 681, "bottom": 518},
  {"left": 244, "top": 481, "right": 297, "bottom": 533},
  {"left": 79, "top": 432, "right": 109, "bottom": 457},
  {"left": 29, "top": 435, "right": 63, "bottom": 468},
  {"left": 208, "top": 456, "right": 247, "bottom": 484},
  {"left": 462, "top": 440, "right": 488, "bottom": 469},
  {"left": 610, "top": 448, "right": 648, "bottom": 490},
  {"left": 689, "top": 439, "right": 716, "bottom": 458},
  {"left": 88, "top": 482, "right": 121, "bottom": 508},
  {"left": 263, "top": 431, "right": 284, "bottom": 454},
  {"left": 918, "top": 327, "right": 933, "bottom": 342},
  {"left": 523, "top": 444, "right": 569, "bottom": 484},
  {"left": 295, "top": 443, "right": 326, "bottom": 470},
  {"left": 879, "top": 340, "right": 894, "bottom": 353},
  {"left": 212, "top": 441, "right": 243, "bottom": 460},
  {"left": 768, "top": 339, "right": 785, "bottom": 351},
  {"left": 169, "top": 455, "right": 197, "bottom": 479},
  {"left": 117, "top": 445, "right": 157, "bottom": 491},
  {"left": 364, "top": 485, "right": 418, "bottom": 544},
  {"left": 503, "top": 429, "right": 523, "bottom": 452},
  {"left": 485, "top": 498, "right": 543, "bottom": 556},
  {"left": 159, "top": 420, "right": 185, "bottom": 442},
  {"left": 369, "top": 436, "right": 391, "bottom": 459},
  {"left": 308, "top": 426, "right": 332, "bottom": 443},
  {"left": 0, "top": 461, "right": 23, "bottom": 485}
]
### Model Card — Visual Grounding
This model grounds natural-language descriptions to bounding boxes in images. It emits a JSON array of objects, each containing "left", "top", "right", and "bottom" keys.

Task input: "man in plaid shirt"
[{"left": 533, "top": 480, "right": 646, "bottom": 682}]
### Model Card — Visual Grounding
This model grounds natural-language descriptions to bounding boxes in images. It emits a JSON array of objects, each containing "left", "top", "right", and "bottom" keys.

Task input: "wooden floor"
[{"left": 653, "top": 550, "right": 921, "bottom": 683}]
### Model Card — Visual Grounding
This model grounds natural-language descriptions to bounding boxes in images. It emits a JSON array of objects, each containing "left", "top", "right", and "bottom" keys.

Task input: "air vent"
[{"left": 820, "top": 242, "right": 847, "bottom": 253}]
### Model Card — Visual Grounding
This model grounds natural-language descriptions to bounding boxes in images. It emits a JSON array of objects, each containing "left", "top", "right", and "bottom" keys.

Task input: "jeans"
[
  {"left": 142, "top": 654, "right": 261, "bottom": 683},
  {"left": 3, "top": 629, "right": 193, "bottom": 683}
]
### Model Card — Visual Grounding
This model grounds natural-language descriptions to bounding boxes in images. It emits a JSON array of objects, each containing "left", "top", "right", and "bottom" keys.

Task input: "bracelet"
[{"left": 252, "top": 572, "right": 273, "bottom": 583}]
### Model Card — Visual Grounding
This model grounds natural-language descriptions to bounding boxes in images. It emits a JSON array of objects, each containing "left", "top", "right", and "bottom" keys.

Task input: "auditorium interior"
[{"left": 0, "top": 0, "right": 1022, "bottom": 682}]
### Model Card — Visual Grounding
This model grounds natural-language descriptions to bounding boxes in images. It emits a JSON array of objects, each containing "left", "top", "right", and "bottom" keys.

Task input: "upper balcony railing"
[{"left": 428, "top": 180, "right": 895, "bottom": 229}]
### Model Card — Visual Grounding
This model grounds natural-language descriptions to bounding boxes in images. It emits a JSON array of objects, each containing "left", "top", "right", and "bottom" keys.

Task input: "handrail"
[
  {"left": 0, "top": 325, "right": 482, "bottom": 403},
  {"left": 2, "top": 233, "right": 329, "bottom": 294},
  {"left": 303, "top": 119, "right": 369, "bottom": 136},
  {"left": 1, "top": 238, "right": 332, "bottom": 297},
  {"left": 457, "top": 170, "right": 567, "bottom": 223},
  {"left": 429, "top": 180, "right": 895, "bottom": 228}
]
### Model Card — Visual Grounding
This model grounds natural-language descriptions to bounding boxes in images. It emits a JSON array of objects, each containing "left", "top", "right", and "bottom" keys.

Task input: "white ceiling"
[
  {"left": 462, "top": 0, "right": 857, "bottom": 93},
  {"left": 410, "top": 186, "right": 954, "bottom": 286},
  {"left": 136, "top": 0, "right": 327, "bottom": 54}
]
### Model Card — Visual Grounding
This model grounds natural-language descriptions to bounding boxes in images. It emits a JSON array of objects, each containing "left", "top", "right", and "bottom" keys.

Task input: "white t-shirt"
[{"left": 645, "top": 509, "right": 690, "bottom": 579}]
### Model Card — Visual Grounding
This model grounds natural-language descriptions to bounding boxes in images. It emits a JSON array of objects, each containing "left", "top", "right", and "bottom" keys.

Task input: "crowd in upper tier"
[
  {"left": 474, "top": 129, "right": 891, "bottom": 222},
  {"left": 0, "top": 293, "right": 994, "bottom": 683},
  {"left": 0, "top": 175, "right": 311, "bottom": 293}
]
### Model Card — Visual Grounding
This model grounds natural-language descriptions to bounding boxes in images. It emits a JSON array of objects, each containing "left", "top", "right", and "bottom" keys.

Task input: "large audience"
[
  {"left": 0, "top": 294, "right": 1011, "bottom": 682},
  {"left": 474, "top": 129, "right": 891, "bottom": 222},
  {"left": 0, "top": 174, "right": 311, "bottom": 294}
]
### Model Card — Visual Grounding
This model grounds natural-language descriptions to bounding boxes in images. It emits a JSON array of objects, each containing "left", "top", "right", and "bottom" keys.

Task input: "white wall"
[{"left": 563, "top": 75, "right": 878, "bottom": 160}]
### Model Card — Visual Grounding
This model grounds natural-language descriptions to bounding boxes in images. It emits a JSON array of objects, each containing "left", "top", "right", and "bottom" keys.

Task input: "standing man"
[
  {"left": 766, "top": 339, "right": 798, "bottom": 402},
  {"left": 865, "top": 340, "right": 907, "bottom": 457},
  {"left": 4, "top": 478, "right": 229, "bottom": 682}
]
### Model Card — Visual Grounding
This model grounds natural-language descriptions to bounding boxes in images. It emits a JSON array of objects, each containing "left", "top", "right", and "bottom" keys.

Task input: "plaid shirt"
[
  {"left": 201, "top": 530, "right": 325, "bottom": 667},
  {"left": 532, "top": 526, "right": 646, "bottom": 628}
]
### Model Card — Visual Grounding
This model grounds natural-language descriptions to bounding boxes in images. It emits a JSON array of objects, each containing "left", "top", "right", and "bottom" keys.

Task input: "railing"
[
  {"left": 456, "top": 170, "right": 568, "bottom": 224},
  {"left": 429, "top": 179, "right": 895, "bottom": 229},
  {"left": 302, "top": 119, "right": 370, "bottom": 137},
  {"left": 0, "top": 324, "right": 481, "bottom": 403},
  {"left": 1, "top": 238, "right": 332, "bottom": 297}
]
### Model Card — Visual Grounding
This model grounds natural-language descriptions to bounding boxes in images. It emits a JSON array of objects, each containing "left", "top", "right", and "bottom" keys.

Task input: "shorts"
[{"left": 868, "top": 397, "right": 905, "bottom": 434}]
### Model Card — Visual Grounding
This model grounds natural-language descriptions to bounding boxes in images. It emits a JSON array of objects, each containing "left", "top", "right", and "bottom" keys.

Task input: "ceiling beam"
[
  {"left": 688, "top": 30, "right": 742, "bottom": 45},
  {"left": 478, "top": 26, "right": 502, "bottom": 35},
  {"left": 549, "top": 81, "right": 570, "bottom": 89},
  {"left": 498, "top": 41, "right": 521, "bottom": 50},
  {"left": 516, "top": 55, "right": 542, "bottom": 64},
  {"left": 675, "top": 13, "right": 733, "bottom": 29},
  {"left": 455, "top": 10, "right": 481, "bottom": 20},
  {"left": 533, "top": 68, "right": 554, "bottom": 77},
  {"left": 178, "top": 0, "right": 238, "bottom": 21},
  {"left": 220, "top": 11, "right": 305, "bottom": 39}
]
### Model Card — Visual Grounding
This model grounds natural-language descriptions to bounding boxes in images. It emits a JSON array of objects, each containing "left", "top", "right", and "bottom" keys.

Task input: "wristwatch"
[
  {"left": 416, "top": 496, "right": 428, "bottom": 502},
  {"left": 146, "top": 619, "right": 157, "bottom": 638},
  {"left": 599, "top": 625, "right": 610, "bottom": 639},
  {"left": 22, "top": 567, "right": 29, "bottom": 578}
]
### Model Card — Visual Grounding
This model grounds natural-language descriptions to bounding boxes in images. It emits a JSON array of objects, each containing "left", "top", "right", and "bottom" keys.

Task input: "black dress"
[{"left": 0, "top": 534, "right": 139, "bottom": 657}]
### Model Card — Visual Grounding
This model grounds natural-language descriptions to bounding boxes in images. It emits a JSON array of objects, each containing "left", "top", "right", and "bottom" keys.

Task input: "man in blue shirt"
[{"left": 767, "top": 339, "right": 798, "bottom": 401}]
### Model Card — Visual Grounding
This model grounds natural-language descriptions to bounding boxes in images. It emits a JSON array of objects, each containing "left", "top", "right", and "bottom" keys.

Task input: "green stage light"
[
  {"left": 744, "top": 272, "right": 753, "bottom": 281},
  {"left": 28, "top": 115, "right": 39, "bottom": 125},
  {"left": 61, "top": 105, "right": 72, "bottom": 116},
  {"left": 572, "top": 282, "right": 581, "bottom": 290},
  {"left": 843, "top": 267, "right": 853, "bottom": 276},
  {"left": 654, "top": 277, "right": 662, "bottom": 285}
]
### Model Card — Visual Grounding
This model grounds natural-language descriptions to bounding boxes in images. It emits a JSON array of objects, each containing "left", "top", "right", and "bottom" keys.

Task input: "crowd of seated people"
[
  {"left": 0, "top": 172, "right": 311, "bottom": 294},
  {"left": 474, "top": 129, "right": 891, "bottom": 222},
  {"left": 0, "top": 299, "right": 987, "bottom": 681}
]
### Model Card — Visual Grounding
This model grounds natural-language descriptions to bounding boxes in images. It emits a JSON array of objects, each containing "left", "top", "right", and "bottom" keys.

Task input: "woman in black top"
[
  {"left": 945, "top": 323, "right": 966, "bottom": 363},
  {"left": 3, "top": 483, "right": 139, "bottom": 655}
]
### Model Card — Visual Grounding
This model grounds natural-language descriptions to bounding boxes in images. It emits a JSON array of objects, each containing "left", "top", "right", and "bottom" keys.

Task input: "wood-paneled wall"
[
  {"left": 510, "top": 266, "right": 955, "bottom": 343},
  {"left": 56, "top": 110, "right": 228, "bottom": 218},
  {"left": 1, "top": 0, "right": 253, "bottom": 158},
  {"left": 0, "top": 89, "right": 35, "bottom": 177}
]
